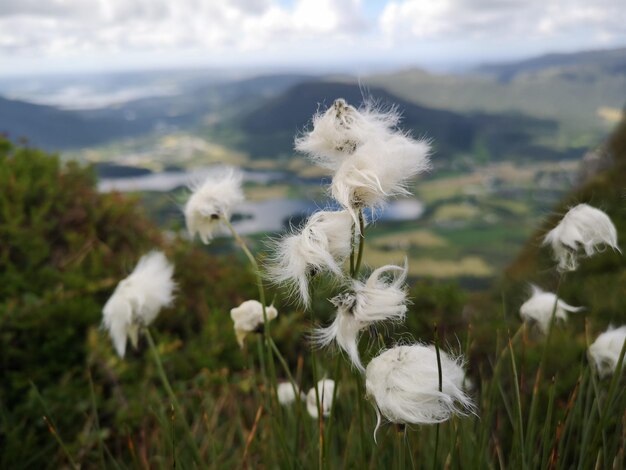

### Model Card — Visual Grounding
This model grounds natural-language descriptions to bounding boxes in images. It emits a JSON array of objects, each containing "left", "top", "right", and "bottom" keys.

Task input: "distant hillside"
[
  {"left": 228, "top": 81, "right": 566, "bottom": 161},
  {"left": 0, "top": 96, "right": 155, "bottom": 149},
  {"left": 365, "top": 48, "right": 626, "bottom": 138},
  {"left": 101, "top": 73, "right": 317, "bottom": 126},
  {"left": 477, "top": 47, "right": 626, "bottom": 80},
  {"left": 0, "top": 74, "right": 316, "bottom": 151}
]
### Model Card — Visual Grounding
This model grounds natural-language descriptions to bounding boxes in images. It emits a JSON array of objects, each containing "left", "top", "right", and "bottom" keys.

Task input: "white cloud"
[
  {"left": 380, "top": 0, "right": 626, "bottom": 41},
  {"left": 0, "top": 0, "right": 624, "bottom": 73},
  {"left": 0, "top": 0, "right": 367, "bottom": 55}
]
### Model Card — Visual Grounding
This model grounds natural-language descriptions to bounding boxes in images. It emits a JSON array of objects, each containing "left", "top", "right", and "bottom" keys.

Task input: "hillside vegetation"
[
  {"left": 502, "top": 111, "right": 626, "bottom": 328},
  {"left": 0, "top": 112, "right": 624, "bottom": 467}
]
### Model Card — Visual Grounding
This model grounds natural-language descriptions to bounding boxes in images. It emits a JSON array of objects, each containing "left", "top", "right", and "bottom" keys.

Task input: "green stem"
[
  {"left": 222, "top": 217, "right": 279, "bottom": 399},
  {"left": 87, "top": 369, "right": 106, "bottom": 469},
  {"left": 508, "top": 334, "right": 526, "bottom": 467},
  {"left": 145, "top": 328, "right": 203, "bottom": 466},
  {"left": 356, "top": 376, "right": 368, "bottom": 458},
  {"left": 221, "top": 217, "right": 268, "bottom": 326},
  {"left": 268, "top": 338, "right": 300, "bottom": 395},
  {"left": 350, "top": 221, "right": 356, "bottom": 276},
  {"left": 398, "top": 427, "right": 406, "bottom": 470},
  {"left": 353, "top": 210, "right": 366, "bottom": 277},
  {"left": 433, "top": 327, "right": 443, "bottom": 470},
  {"left": 30, "top": 382, "right": 78, "bottom": 469}
]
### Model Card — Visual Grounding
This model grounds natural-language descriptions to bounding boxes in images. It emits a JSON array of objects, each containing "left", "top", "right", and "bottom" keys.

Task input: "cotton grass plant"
[
  {"left": 519, "top": 284, "right": 584, "bottom": 334},
  {"left": 102, "top": 251, "right": 176, "bottom": 358},
  {"left": 36, "top": 96, "right": 624, "bottom": 469}
]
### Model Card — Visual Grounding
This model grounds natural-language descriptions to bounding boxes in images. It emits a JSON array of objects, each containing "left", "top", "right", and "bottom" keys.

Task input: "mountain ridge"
[{"left": 228, "top": 81, "right": 565, "bottom": 162}]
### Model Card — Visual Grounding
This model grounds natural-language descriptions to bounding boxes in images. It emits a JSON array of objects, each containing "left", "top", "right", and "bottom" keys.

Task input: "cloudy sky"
[{"left": 0, "top": 0, "right": 625, "bottom": 76}]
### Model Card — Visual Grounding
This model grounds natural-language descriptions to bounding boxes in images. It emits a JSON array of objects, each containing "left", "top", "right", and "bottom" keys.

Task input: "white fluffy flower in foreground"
[
  {"left": 230, "top": 300, "right": 278, "bottom": 347},
  {"left": 331, "top": 134, "right": 431, "bottom": 223},
  {"left": 277, "top": 382, "right": 302, "bottom": 406},
  {"left": 295, "top": 98, "right": 400, "bottom": 170},
  {"left": 543, "top": 203, "right": 620, "bottom": 271},
  {"left": 102, "top": 251, "right": 176, "bottom": 357},
  {"left": 313, "top": 263, "right": 408, "bottom": 372},
  {"left": 589, "top": 325, "right": 626, "bottom": 377},
  {"left": 184, "top": 168, "right": 244, "bottom": 244},
  {"left": 306, "top": 379, "right": 336, "bottom": 419},
  {"left": 267, "top": 210, "right": 353, "bottom": 307},
  {"left": 519, "top": 285, "right": 583, "bottom": 334},
  {"left": 366, "top": 344, "right": 473, "bottom": 435}
]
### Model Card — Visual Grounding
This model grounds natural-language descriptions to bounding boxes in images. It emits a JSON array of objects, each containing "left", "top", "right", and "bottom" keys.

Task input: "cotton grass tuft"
[
  {"left": 365, "top": 344, "right": 473, "bottom": 439},
  {"left": 312, "top": 262, "right": 409, "bottom": 372},
  {"left": 306, "top": 379, "right": 336, "bottom": 419},
  {"left": 230, "top": 300, "right": 277, "bottom": 347},
  {"left": 295, "top": 98, "right": 401, "bottom": 171},
  {"left": 184, "top": 167, "right": 244, "bottom": 244},
  {"left": 277, "top": 382, "right": 303, "bottom": 406},
  {"left": 266, "top": 210, "right": 353, "bottom": 307},
  {"left": 331, "top": 134, "right": 431, "bottom": 224},
  {"left": 543, "top": 203, "right": 620, "bottom": 271},
  {"left": 102, "top": 251, "right": 176, "bottom": 357},
  {"left": 589, "top": 325, "right": 626, "bottom": 377},
  {"left": 519, "top": 285, "right": 583, "bottom": 334}
]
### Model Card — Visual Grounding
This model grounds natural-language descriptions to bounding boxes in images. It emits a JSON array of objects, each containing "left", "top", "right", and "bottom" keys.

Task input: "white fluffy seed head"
[
  {"left": 589, "top": 325, "right": 626, "bottom": 377},
  {"left": 184, "top": 168, "right": 244, "bottom": 244},
  {"left": 366, "top": 344, "right": 473, "bottom": 436},
  {"left": 331, "top": 133, "right": 431, "bottom": 224},
  {"left": 312, "top": 262, "right": 409, "bottom": 372},
  {"left": 295, "top": 98, "right": 401, "bottom": 171},
  {"left": 266, "top": 210, "right": 353, "bottom": 307},
  {"left": 102, "top": 251, "right": 176, "bottom": 357},
  {"left": 543, "top": 203, "right": 620, "bottom": 271},
  {"left": 306, "top": 379, "right": 336, "bottom": 419},
  {"left": 230, "top": 300, "right": 278, "bottom": 347},
  {"left": 519, "top": 285, "right": 583, "bottom": 334},
  {"left": 277, "top": 382, "right": 302, "bottom": 406}
]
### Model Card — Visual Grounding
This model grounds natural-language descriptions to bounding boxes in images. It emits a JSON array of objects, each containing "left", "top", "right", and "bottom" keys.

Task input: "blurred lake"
[{"left": 98, "top": 166, "right": 424, "bottom": 234}]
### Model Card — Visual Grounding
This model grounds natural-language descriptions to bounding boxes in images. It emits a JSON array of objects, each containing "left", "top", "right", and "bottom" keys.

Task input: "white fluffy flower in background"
[
  {"left": 519, "top": 285, "right": 583, "bottom": 334},
  {"left": 184, "top": 168, "right": 244, "bottom": 244},
  {"left": 230, "top": 300, "right": 278, "bottom": 347},
  {"left": 313, "top": 263, "right": 408, "bottom": 372},
  {"left": 267, "top": 210, "right": 353, "bottom": 307},
  {"left": 306, "top": 379, "right": 336, "bottom": 419},
  {"left": 277, "top": 382, "right": 303, "bottom": 406},
  {"left": 543, "top": 203, "right": 620, "bottom": 271},
  {"left": 366, "top": 344, "right": 473, "bottom": 435},
  {"left": 331, "top": 133, "right": 431, "bottom": 223},
  {"left": 589, "top": 325, "right": 626, "bottom": 377},
  {"left": 295, "top": 98, "right": 401, "bottom": 171},
  {"left": 102, "top": 251, "right": 176, "bottom": 357}
]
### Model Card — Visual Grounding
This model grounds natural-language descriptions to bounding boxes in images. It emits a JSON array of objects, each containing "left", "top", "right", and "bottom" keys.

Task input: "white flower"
[
  {"left": 267, "top": 210, "right": 353, "bottom": 307},
  {"left": 589, "top": 325, "right": 626, "bottom": 377},
  {"left": 306, "top": 379, "right": 336, "bottom": 419},
  {"left": 277, "top": 382, "right": 302, "bottom": 406},
  {"left": 102, "top": 251, "right": 176, "bottom": 357},
  {"left": 230, "top": 300, "right": 277, "bottom": 347},
  {"left": 313, "top": 263, "right": 408, "bottom": 372},
  {"left": 184, "top": 168, "right": 244, "bottom": 244},
  {"left": 295, "top": 98, "right": 401, "bottom": 171},
  {"left": 331, "top": 133, "right": 431, "bottom": 223},
  {"left": 543, "top": 203, "right": 620, "bottom": 271},
  {"left": 365, "top": 344, "right": 473, "bottom": 436},
  {"left": 519, "top": 285, "right": 583, "bottom": 334}
]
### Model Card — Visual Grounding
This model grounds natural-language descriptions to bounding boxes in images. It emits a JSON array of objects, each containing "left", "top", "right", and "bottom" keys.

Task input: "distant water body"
[
  {"left": 98, "top": 167, "right": 286, "bottom": 192},
  {"left": 98, "top": 166, "right": 424, "bottom": 234}
]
